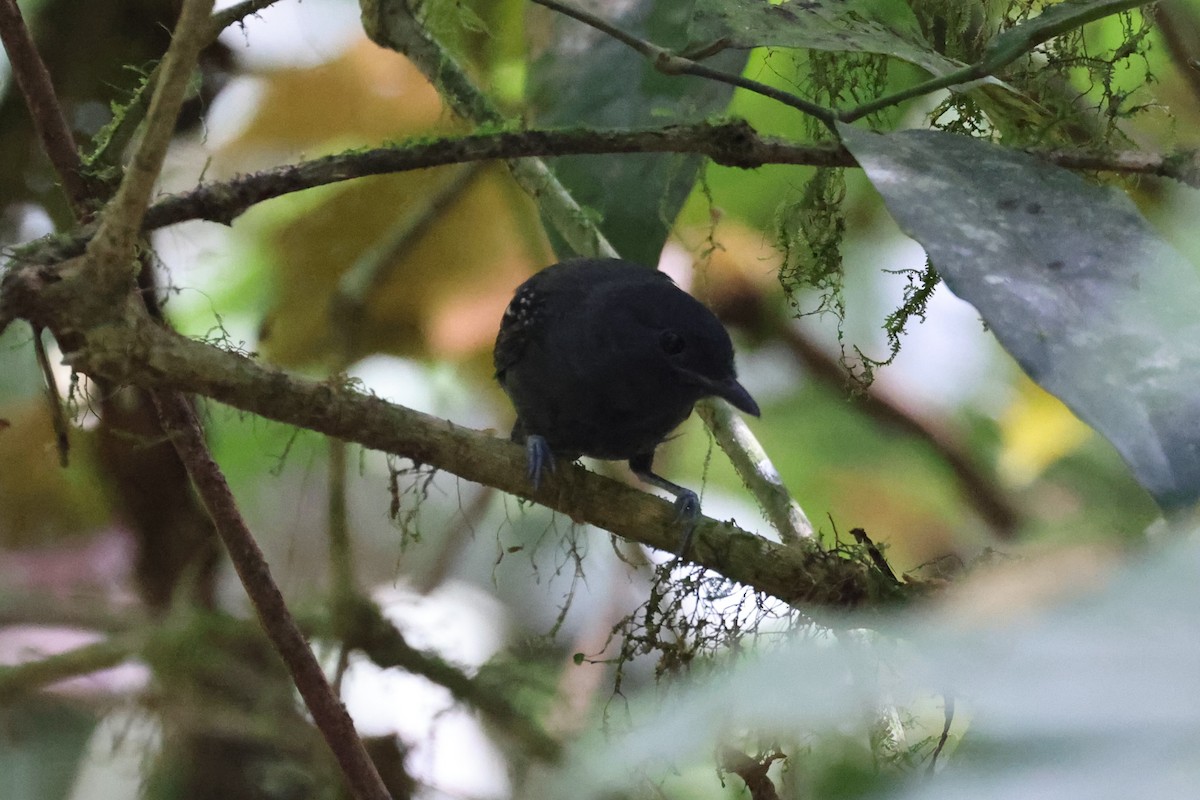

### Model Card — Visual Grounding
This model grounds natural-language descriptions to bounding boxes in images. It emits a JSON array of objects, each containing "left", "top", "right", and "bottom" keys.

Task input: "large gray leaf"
[{"left": 838, "top": 125, "right": 1200, "bottom": 510}]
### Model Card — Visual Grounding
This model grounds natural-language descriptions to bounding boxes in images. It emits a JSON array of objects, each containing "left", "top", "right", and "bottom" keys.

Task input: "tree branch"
[
  {"left": 11, "top": 122, "right": 1195, "bottom": 279},
  {"left": 330, "top": 162, "right": 487, "bottom": 357},
  {"left": 0, "top": 632, "right": 141, "bottom": 703},
  {"left": 696, "top": 399, "right": 814, "bottom": 542},
  {"left": 151, "top": 390, "right": 392, "bottom": 800},
  {"left": 0, "top": 261, "right": 899, "bottom": 611}
]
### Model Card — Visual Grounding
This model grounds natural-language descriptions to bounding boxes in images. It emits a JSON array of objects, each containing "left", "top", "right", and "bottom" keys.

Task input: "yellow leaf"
[
  {"left": 220, "top": 39, "right": 452, "bottom": 158},
  {"left": 260, "top": 166, "right": 550, "bottom": 366},
  {"left": 216, "top": 38, "right": 553, "bottom": 367},
  {"left": 998, "top": 379, "right": 1092, "bottom": 485},
  {"left": 0, "top": 402, "right": 108, "bottom": 547}
]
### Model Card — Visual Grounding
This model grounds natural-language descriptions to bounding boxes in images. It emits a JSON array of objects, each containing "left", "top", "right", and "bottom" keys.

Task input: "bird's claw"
[
  {"left": 673, "top": 489, "right": 701, "bottom": 558},
  {"left": 525, "top": 435, "right": 555, "bottom": 491}
]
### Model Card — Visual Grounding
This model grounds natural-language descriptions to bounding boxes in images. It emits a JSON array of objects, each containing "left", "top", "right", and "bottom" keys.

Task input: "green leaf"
[
  {"left": 838, "top": 125, "right": 1200, "bottom": 510},
  {"left": 687, "top": 0, "right": 979, "bottom": 84},
  {"left": 528, "top": 0, "right": 748, "bottom": 264},
  {"left": 981, "top": 0, "right": 1146, "bottom": 70}
]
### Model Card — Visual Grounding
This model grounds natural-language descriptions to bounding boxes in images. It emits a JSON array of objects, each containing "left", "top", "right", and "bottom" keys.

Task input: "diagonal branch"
[
  {"left": 339, "top": 597, "right": 562, "bottom": 761},
  {"left": 122, "top": 323, "right": 881, "bottom": 610},
  {"left": 780, "top": 325, "right": 1020, "bottom": 538},
  {"left": 0, "top": 255, "right": 896, "bottom": 610},
  {"left": 0, "top": 632, "right": 142, "bottom": 703},
  {"left": 152, "top": 390, "right": 392, "bottom": 800},
  {"left": 363, "top": 0, "right": 619, "bottom": 263}
]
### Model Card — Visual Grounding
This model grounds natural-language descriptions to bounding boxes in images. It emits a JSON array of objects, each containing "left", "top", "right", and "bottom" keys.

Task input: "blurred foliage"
[
  {"left": 142, "top": 612, "right": 343, "bottom": 800},
  {"left": 0, "top": 401, "right": 108, "bottom": 547},
  {"left": 0, "top": 0, "right": 230, "bottom": 235},
  {"left": 218, "top": 41, "right": 552, "bottom": 368},
  {"left": 0, "top": 700, "right": 96, "bottom": 800}
]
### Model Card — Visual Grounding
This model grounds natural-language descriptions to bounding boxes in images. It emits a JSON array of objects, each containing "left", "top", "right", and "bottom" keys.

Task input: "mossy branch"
[{"left": 2, "top": 258, "right": 905, "bottom": 613}]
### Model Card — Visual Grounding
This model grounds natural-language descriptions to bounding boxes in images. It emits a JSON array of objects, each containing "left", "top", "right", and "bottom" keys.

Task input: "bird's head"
[{"left": 616, "top": 280, "right": 761, "bottom": 417}]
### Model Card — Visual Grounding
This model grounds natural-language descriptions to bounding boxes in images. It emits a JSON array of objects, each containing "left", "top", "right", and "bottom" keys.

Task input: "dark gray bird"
[{"left": 493, "top": 257, "right": 760, "bottom": 553}]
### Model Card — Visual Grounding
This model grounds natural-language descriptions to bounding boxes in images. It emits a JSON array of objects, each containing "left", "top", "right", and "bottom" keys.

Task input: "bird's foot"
[
  {"left": 525, "top": 435, "right": 555, "bottom": 491},
  {"left": 673, "top": 489, "right": 701, "bottom": 558}
]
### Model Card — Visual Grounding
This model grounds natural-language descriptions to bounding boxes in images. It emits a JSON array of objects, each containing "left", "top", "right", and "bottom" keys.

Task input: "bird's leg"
[
  {"left": 524, "top": 434, "right": 556, "bottom": 491},
  {"left": 628, "top": 451, "right": 700, "bottom": 557}
]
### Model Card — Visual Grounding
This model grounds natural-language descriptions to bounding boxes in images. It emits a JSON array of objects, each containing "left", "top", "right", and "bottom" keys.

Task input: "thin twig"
[
  {"left": 0, "top": 0, "right": 91, "bottom": 474},
  {"left": 408, "top": 485, "right": 493, "bottom": 595},
  {"left": 32, "top": 328, "right": 70, "bottom": 466},
  {"left": 326, "top": 436, "right": 358, "bottom": 694},
  {"left": 0, "top": 0, "right": 91, "bottom": 214},
  {"left": 850, "top": 527, "right": 900, "bottom": 584},
  {"left": 926, "top": 692, "right": 955, "bottom": 775},
  {"left": 529, "top": 0, "right": 1146, "bottom": 136},
  {"left": 696, "top": 399, "right": 813, "bottom": 543},
  {"left": 529, "top": 0, "right": 837, "bottom": 130},
  {"left": 327, "top": 437, "right": 355, "bottom": 602},
  {"left": 151, "top": 390, "right": 392, "bottom": 800},
  {"left": 0, "top": 632, "right": 142, "bottom": 703}
]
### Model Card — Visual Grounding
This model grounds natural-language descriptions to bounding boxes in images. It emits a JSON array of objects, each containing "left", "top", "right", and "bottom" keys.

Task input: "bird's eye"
[{"left": 659, "top": 330, "right": 686, "bottom": 355}]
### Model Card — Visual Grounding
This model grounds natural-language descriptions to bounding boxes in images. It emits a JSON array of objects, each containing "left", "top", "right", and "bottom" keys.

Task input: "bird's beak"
[{"left": 713, "top": 377, "right": 760, "bottom": 417}]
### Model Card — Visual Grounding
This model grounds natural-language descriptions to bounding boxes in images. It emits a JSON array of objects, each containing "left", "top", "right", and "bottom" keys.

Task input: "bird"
[{"left": 493, "top": 257, "right": 760, "bottom": 554}]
